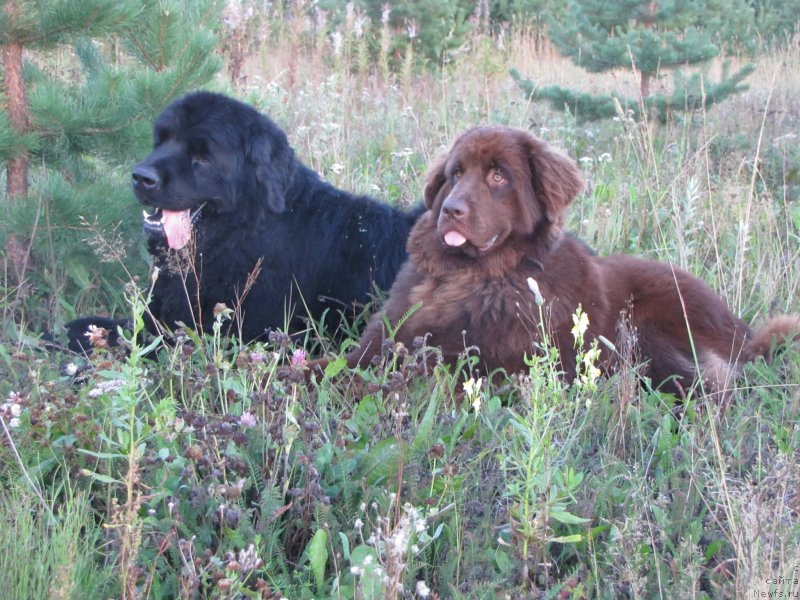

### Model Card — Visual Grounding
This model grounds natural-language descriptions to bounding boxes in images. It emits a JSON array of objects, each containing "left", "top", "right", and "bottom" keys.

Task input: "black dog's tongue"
[{"left": 163, "top": 209, "right": 192, "bottom": 249}]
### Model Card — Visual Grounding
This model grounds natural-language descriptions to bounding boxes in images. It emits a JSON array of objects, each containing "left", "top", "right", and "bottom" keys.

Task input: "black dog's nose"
[
  {"left": 441, "top": 195, "right": 468, "bottom": 221},
  {"left": 132, "top": 165, "right": 160, "bottom": 190}
]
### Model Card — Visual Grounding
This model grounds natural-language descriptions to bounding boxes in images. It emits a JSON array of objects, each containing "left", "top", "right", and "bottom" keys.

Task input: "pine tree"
[
  {"left": 0, "top": 0, "right": 223, "bottom": 327},
  {"left": 512, "top": 0, "right": 755, "bottom": 121},
  {"left": 1, "top": 0, "right": 140, "bottom": 198}
]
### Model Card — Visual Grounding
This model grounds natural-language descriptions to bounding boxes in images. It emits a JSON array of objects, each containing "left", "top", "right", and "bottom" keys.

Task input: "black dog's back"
[{"left": 278, "top": 171, "right": 423, "bottom": 319}]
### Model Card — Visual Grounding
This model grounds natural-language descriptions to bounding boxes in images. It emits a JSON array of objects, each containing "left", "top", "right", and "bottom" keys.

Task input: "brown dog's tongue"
[
  {"left": 444, "top": 231, "right": 467, "bottom": 247},
  {"left": 162, "top": 209, "right": 192, "bottom": 250}
]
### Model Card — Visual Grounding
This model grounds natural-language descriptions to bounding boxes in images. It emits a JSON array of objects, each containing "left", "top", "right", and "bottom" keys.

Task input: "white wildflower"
[
  {"left": 527, "top": 277, "right": 544, "bottom": 306},
  {"left": 87, "top": 378, "right": 127, "bottom": 398},
  {"left": 463, "top": 377, "right": 483, "bottom": 413},
  {"left": 597, "top": 335, "right": 616, "bottom": 352}
]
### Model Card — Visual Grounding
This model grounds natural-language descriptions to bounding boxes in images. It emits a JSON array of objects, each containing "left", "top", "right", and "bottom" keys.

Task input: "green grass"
[{"left": 1, "top": 8, "right": 799, "bottom": 600}]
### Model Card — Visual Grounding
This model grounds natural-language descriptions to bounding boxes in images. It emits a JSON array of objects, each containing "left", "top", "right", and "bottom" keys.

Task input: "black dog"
[{"left": 67, "top": 91, "right": 421, "bottom": 353}]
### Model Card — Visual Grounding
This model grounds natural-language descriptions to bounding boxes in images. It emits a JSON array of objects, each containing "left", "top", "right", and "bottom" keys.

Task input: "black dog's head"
[{"left": 132, "top": 91, "right": 297, "bottom": 250}]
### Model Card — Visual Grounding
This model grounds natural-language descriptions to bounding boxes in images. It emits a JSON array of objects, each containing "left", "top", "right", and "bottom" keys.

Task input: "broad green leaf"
[
  {"left": 550, "top": 509, "right": 590, "bottom": 525},
  {"left": 79, "top": 469, "right": 121, "bottom": 484},
  {"left": 350, "top": 545, "right": 382, "bottom": 599},
  {"left": 411, "top": 395, "right": 438, "bottom": 452},
  {"left": 307, "top": 528, "right": 328, "bottom": 593},
  {"left": 324, "top": 356, "right": 348, "bottom": 378},
  {"left": 76, "top": 448, "right": 125, "bottom": 460},
  {"left": 358, "top": 436, "right": 401, "bottom": 484},
  {"left": 550, "top": 533, "right": 584, "bottom": 544},
  {"left": 339, "top": 531, "right": 351, "bottom": 561}
]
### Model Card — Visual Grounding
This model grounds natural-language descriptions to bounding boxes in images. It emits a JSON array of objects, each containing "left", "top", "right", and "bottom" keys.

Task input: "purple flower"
[{"left": 291, "top": 349, "right": 307, "bottom": 369}]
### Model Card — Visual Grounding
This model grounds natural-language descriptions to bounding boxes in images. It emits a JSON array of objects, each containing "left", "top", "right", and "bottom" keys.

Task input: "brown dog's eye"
[
  {"left": 453, "top": 168, "right": 463, "bottom": 180},
  {"left": 490, "top": 168, "right": 505, "bottom": 184}
]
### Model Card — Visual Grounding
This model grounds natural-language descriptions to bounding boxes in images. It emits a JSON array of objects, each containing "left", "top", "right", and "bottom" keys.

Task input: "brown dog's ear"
[
  {"left": 422, "top": 154, "right": 449, "bottom": 210},
  {"left": 524, "top": 134, "right": 584, "bottom": 223}
]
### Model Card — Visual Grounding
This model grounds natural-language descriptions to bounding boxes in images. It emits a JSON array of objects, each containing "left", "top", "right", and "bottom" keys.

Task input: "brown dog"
[{"left": 320, "top": 126, "right": 798, "bottom": 396}]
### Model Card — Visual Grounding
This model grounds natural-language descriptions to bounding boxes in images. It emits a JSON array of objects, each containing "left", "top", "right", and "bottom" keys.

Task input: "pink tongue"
[
  {"left": 444, "top": 231, "right": 467, "bottom": 247},
  {"left": 162, "top": 209, "right": 192, "bottom": 250}
]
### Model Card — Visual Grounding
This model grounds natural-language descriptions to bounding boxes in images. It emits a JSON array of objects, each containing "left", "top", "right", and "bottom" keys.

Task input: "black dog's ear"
[
  {"left": 247, "top": 120, "right": 297, "bottom": 214},
  {"left": 422, "top": 154, "right": 449, "bottom": 210},
  {"left": 524, "top": 134, "right": 584, "bottom": 224}
]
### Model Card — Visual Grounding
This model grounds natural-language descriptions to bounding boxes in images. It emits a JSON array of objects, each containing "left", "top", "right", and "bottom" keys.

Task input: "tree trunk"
[
  {"left": 639, "top": 1, "right": 656, "bottom": 99},
  {"left": 640, "top": 70, "right": 651, "bottom": 99},
  {"left": 3, "top": 0, "right": 29, "bottom": 199}
]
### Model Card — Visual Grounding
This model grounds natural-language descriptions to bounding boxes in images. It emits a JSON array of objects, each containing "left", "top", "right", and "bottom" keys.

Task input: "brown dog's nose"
[{"left": 441, "top": 195, "right": 468, "bottom": 221}]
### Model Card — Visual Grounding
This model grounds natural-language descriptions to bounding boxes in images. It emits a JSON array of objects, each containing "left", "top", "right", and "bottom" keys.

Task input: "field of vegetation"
[{"left": 1, "top": 4, "right": 799, "bottom": 599}]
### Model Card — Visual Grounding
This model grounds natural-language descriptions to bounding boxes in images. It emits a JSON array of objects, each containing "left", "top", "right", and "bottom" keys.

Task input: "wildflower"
[
  {"left": 527, "top": 277, "right": 544, "bottom": 306},
  {"left": 85, "top": 324, "right": 109, "bottom": 349},
  {"left": 239, "top": 411, "right": 257, "bottom": 429},
  {"left": 88, "top": 379, "right": 127, "bottom": 398},
  {"left": 416, "top": 580, "right": 431, "bottom": 597},
  {"left": 213, "top": 302, "right": 231, "bottom": 318},
  {"left": 597, "top": 335, "right": 616, "bottom": 352},
  {"left": 0, "top": 392, "right": 22, "bottom": 429},
  {"left": 571, "top": 307, "right": 590, "bottom": 343},
  {"left": 248, "top": 350, "right": 266, "bottom": 364},
  {"left": 237, "top": 543, "right": 263, "bottom": 572},
  {"left": 577, "top": 344, "right": 602, "bottom": 392},
  {"left": 463, "top": 377, "right": 483, "bottom": 413},
  {"left": 290, "top": 348, "right": 307, "bottom": 369},
  {"left": 331, "top": 31, "right": 343, "bottom": 55}
]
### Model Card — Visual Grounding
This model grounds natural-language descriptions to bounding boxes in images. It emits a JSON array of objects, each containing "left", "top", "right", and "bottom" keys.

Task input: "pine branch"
[{"left": 511, "top": 63, "right": 756, "bottom": 123}]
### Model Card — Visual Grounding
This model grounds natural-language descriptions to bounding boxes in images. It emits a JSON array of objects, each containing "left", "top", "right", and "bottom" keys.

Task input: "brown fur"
[{"left": 327, "top": 126, "right": 799, "bottom": 396}]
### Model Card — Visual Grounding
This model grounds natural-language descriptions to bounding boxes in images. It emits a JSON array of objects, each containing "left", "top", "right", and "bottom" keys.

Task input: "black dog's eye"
[
  {"left": 192, "top": 154, "right": 209, "bottom": 167},
  {"left": 154, "top": 127, "right": 170, "bottom": 146}
]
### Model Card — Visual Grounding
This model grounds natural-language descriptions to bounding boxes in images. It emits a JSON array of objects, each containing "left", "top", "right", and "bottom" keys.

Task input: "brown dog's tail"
[{"left": 748, "top": 315, "right": 800, "bottom": 361}]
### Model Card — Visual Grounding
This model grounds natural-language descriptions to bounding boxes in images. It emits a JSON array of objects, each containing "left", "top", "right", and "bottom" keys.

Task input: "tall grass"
[{"left": 0, "top": 485, "right": 113, "bottom": 599}]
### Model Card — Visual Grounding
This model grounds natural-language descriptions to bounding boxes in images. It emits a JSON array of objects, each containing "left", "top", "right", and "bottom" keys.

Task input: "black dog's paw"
[{"left": 65, "top": 316, "right": 132, "bottom": 355}]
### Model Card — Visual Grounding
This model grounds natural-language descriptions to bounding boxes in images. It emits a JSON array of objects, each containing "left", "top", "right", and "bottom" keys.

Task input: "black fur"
[{"left": 67, "top": 91, "right": 421, "bottom": 353}]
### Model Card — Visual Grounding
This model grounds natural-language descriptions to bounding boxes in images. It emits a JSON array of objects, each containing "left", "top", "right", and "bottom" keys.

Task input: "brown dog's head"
[{"left": 423, "top": 126, "right": 584, "bottom": 257}]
